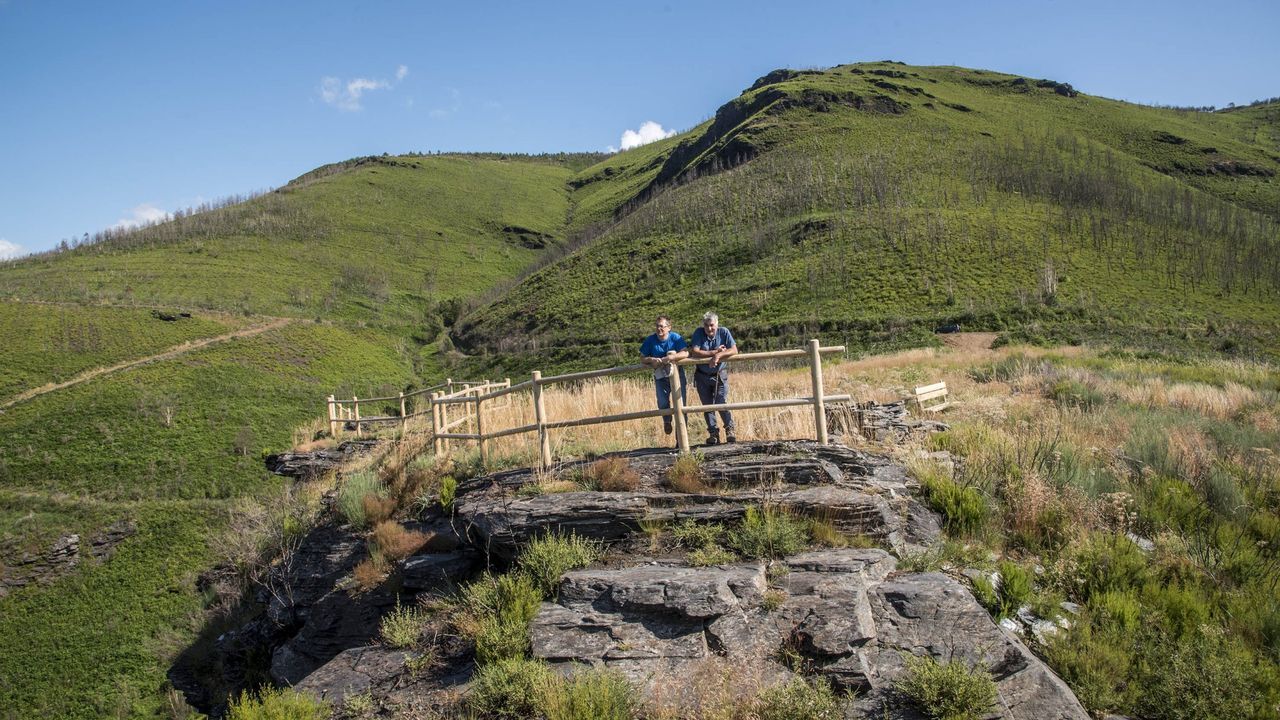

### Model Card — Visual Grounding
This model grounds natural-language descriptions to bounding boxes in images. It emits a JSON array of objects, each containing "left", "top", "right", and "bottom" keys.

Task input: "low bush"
[
  {"left": 896, "top": 654, "right": 997, "bottom": 720},
  {"left": 226, "top": 687, "right": 330, "bottom": 720},
  {"left": 672, "top": 519, "right": 725, "bottom": 549},
  {"left": 1072, "top": 533, "right": 1150, "bottom": 601},
  {"left": 667, "top": 453, "right": 707, "bottom": 493},
  {"left": 918, "top": 468, "right": 986, "bottom": 536},
  {"left": 360, "top": 493, "right": 396, "bottom": 526},
  {"left": 518, "top": 533, "right": 603, "bottom": 597},
  {"left": 582, "top": 457, "right": 642, "bottom": 492},
  {"left": 729, "top": 506, "right": 809, "bottom": 559},
  {"left": 462, "top": 572, "right": 543, "bottom": 664},
  {"left": 996, "top": 561, "right": 1033, "bottom": 618},
  {"left": 687, "top": 546, "right": 736, "bottom": 566},
  {"left": 753, "top": 677, "right": 842, "bottom": 720},
  {"left": 369, "top": 521, "right": 429, "bottom": 561},
  {"left": 1042, "top": 623, "right": 1135, "bottom": 713},
  {"left": 1089, "top": 589, "right": 1142, "bottom": 633},
  {"left": 352, "top": 555, "right": 389, "bottom": 591},
  {"left": 438, "top": 475, "right": 458, "bottom": 512},
  {"left": 468, "top": 657, "right": 554, "bottom": 719},
  {"left": 380, "top": 601, "right": 428, "bottom": 649},
  {"left": 1133, "top": 626, "right": 1265, "bottom": 720},
  {"left": 337, "top": 471, "right": 384, "bottom": 528},
  {"left": 540, "top": 667, "right": 638, "bottom": 720}
]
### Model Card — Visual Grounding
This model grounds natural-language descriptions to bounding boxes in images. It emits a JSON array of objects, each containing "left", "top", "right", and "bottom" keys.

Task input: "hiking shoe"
[
  {"left": 663, "top": 420, "right": 673, "bottom": 435},
  {"left": 706, "top": 432, "right": 721, "bottom": 446},
  {"left": 725, "top": 433, "right": 737, "bottom": 444}
]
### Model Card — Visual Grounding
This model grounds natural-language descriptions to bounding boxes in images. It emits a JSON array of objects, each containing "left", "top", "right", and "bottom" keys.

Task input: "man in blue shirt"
[
  {"left": 640, "top": 315, "right": 688, "bottom": 438},
  {"left": 688, "top": 311, "right": 738, "bottom": 445}
]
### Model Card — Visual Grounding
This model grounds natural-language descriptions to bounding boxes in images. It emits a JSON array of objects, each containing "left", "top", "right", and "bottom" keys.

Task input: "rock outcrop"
[
  {"left": 0, "top": 519, "right": 136, "bottom": 597},
  {"left": 178, "top": 440, "right": 1090, "bottom": 719}
]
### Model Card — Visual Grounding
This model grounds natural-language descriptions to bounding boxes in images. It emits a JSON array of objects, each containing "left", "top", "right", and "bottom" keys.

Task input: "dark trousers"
[
  {"left": 654, "top": 369, "right": 688, "bottom": 425},
  {"left": 694, "top": 370, "right": 733, "bottom": 433}
]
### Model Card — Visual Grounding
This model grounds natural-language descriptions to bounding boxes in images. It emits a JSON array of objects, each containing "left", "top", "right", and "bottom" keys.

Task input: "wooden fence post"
[
  {"left": 532, "top": 370, "right": 551, "bottom": 470},
  {"left": 670, "top": 366, "right": 690, "bottom": 454},
  {"left": 476, "top": 395, "right": 487, "bottom": 465},
  {"left": 808, "top": 339, "right": 828, "bottom": 445},
  {"left": 431, "top": 392, "right": 442, "bottom": 455},
  {"left": 399, "top": 392, "right": 406, "bottom": 435},
  {"left": 439, "top": 391, "right": 450, "bottom": 454},
  {"left": 327, "top": 395, "right": 338, "bottom": 438},
  {"left": 353, "top": 396, "right": 362, "bottom": 438}
]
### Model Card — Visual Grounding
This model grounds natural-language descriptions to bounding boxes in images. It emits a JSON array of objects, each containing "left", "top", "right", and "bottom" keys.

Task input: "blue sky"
[{"left": 1, "top": 0, "right": 1277, "bottom": 257}]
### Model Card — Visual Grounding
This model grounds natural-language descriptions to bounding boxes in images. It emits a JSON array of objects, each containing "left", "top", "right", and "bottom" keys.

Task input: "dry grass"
[
  {"left": 645, "top": 655, "right": 781, "bottom": 720},
  {"left": 352, "top": 555, "right": 390, "bottom": 591},
  {"left": 370, "top": 520, "right": 430, "bottom": 561},
  {"left": 362, "top": 493, "right": 397, "bottom": 526},
  {"left": 583, "top": 457, "right": 641, "bottom": 491},
  {"left": 667, "top": 454, "right": 708, "bottom": 493}
]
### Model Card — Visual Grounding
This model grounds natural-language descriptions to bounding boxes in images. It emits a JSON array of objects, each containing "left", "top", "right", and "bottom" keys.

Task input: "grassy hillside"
[
  {"left": 456, "top": 63, "right": 1280, "bottom": 374},
  {"left": 0, "top": 154, "right": 593, "bottom": 716},
  {"left": 0, "top": 318, "right": 415, "bottom": 718},
  {"left": 0, "top": 154, "right": 582, "bottom": 325}
]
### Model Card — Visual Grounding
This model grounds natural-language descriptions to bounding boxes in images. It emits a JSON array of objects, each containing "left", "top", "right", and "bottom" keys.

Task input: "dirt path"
[
  {"left": 0, "top": 317, "right": 293, "bottom": 411},
  {"left": 938, "top": 331, "right": 999, "bottom": 351}
]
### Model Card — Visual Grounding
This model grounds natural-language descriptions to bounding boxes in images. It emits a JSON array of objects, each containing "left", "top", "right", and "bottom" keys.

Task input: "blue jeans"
[
  {"left": 694, "top": 369, "right": 734, "bottom": 434},
  {"left": 655, "top": 368, "right": 688, "bottom": 425}
]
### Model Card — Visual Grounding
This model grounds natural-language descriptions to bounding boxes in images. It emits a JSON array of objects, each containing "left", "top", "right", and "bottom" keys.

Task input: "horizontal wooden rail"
[{"left": 327, "top": 340, "right": 847, "bottom": 469}]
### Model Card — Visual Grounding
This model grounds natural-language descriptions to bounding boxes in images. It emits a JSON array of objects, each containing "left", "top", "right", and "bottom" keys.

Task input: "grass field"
[{"left": 0, "top": 317, "right": 421, "bottom": 718}]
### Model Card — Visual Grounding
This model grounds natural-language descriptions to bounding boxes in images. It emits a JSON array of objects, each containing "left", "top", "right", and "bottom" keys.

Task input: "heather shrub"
[
  {"left": 753, "top": 677, "right": 842, "bottom": 720},
  {"left": 468, "top": 657, "right": 554, "bottom": 718},
  {"left": 518, "top": 533, "right": 603, "bottom": 597},
  {"left": 226, "top": 687, "right": 330, "bottom": 720},
  {"left": 667, "top": 453, "right": 707, "bottom": 493},
  {"left": 337, "top": 470, "right": 384, "bottom": 528},
  {"left": 897, "top": 654, "right": 996, "bottom": 720},
  {"left": 540, "top": 667, "right": 638, "bottom": 720},
  {"left": 582, "top": 457, "right": 641, "bottom": 492}
]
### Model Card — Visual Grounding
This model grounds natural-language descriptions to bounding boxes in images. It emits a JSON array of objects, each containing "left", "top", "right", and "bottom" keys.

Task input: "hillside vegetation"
[
  {"left": 457, "top": 63, "right": 1280, "bottom": 373},
  {"left": 0, "top": 61, "right": 1277, "bottom": 716}
]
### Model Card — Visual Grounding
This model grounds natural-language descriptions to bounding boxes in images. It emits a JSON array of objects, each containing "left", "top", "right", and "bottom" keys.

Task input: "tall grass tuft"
[
  {"left": 337, "top": 470, "right": 385, "bottom": 528},
  {"left": 897, "top": 654, "right": 997, "bottom": 720},
  {"left": 729, "top": 505, "right": 809, "bottom": 559}
]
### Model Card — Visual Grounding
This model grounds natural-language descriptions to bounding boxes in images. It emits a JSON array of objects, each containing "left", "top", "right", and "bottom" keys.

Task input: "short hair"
[
  {"left": 655, "top": 314, "right": 672, "bottom": 326},
  {"left": 702, "top": 311, "right": 719, "bottom": 325}
]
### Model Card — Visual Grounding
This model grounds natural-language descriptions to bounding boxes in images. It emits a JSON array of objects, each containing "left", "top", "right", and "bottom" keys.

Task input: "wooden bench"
[{"left": 912, "top": 381, "right": 952, "bottom": 413}]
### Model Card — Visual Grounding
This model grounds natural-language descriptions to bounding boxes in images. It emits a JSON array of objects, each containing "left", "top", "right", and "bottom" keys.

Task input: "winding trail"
[{"left": 0, "top": 317, "right": 294, "bottom": 411}]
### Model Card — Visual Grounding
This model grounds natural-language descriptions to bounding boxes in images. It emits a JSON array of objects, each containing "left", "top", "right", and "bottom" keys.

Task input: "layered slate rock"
[
  {"left": 531, "top": 550, "right": 1088, "bottom": 720},
  {"left": 457, "top": 441, "right": 939, "bottom": 558},
  {"left": 265, "top": 439, "right": 379, "bottom": 479}
]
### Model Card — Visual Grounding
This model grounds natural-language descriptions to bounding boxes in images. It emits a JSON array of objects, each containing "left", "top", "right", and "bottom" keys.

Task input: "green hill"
[{"left": 456, "top": 63, "right": 1280, "bottom": 373}]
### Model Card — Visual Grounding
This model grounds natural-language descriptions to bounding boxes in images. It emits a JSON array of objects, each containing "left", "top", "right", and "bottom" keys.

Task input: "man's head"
[
  {"left": 702, "top": 311, "right": 719, "bottom": 336},
  {"left": 655, "top": 315, "right": 672, "bottom": 341}
]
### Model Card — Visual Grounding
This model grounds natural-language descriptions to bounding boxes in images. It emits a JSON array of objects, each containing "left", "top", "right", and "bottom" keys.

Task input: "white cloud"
[
  {"left": 0, "top": 238, "right": 24, "bottom": 260},
  {"left": 111, "top": 203, "right": 169, "bottom": 231},
  {"left": 612, "top": 121, "right": 677, "bottom": 152},
  {"left": 319, "top": 65, "right": 409, "bottom": 111}
]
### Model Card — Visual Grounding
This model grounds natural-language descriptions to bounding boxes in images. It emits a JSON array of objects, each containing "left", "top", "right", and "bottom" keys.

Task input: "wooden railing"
[
  {"left": 426, "top": 339, "right": 848, "bottom": 469},
  {"left": 327, "top": 378, "right": 510, "bottom": 438}
]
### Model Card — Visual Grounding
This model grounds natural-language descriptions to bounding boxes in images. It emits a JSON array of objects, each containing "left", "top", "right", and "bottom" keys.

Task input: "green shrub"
[
  {"left": 971, "top": 574, "right": 1000, "bottom": 615},
  {"left": 672, "top": 519, "right": 725, "bottom": 549},
  {"left": 1047, "top": 378, "right": 1104, "bottom": 410},
  {"left": 754, "top": 677, "right": 842, "bottom": 720},
  {"left": 918, "top": 469, "right": 986, "bottom": 536},
  {"left": 380, "top": 601, "right": 428, "bottom": 649},
  {"left": 1042, "top": 619, "right": 1135, "bottom": 712},
  {"left": 518, "top": 533, "right": 603, "bottom": 597},
  {"left": 540, "top": 667, "right": 637, "bottom": 720},
  {"left": 227, "top": 687, "right": 330, "bottom": 720},
  {"left": 1143, "top": 583, "right": 1211, "bottom": 638},
  {"left": 438, "top": 475, "right": 457, "bottom": 512},
  {"left": 688, "top": 546, "right": 736, "bottom": 566},
  {"left": 336, "top": 471, "right": 384, "bottom": 528},
  {"left": 468, "top": 657, "right": 554, "bottom": 718},
  {"left": 1133, "top": 626, "right": 1265, "bottom": 720},
  {"left": 996, "top": 561, "right": 1033, "bottom": 618},
  {"left": 729, "top": 506, "right": 809, "bottom": 559},
  {"left": 1073, "top": 534, "right": 1150, "bottom": 601},
  {"left": 896, "top": 654, "right": 997, "bottom": 720},
  {"left": 464, "top": 572, "right": 543, "bottom": 665},
  {"left": 1088, "top": 590, "right": 1142, "bottom": 633}
]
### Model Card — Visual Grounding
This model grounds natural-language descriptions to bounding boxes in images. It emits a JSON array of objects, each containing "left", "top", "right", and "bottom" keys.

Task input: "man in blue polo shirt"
[
  {"left": 640, "top": 315, "right": 688, "bottom": 438},
  {"left": 688, "top": 311, "right": 738, "bottom": 445}
]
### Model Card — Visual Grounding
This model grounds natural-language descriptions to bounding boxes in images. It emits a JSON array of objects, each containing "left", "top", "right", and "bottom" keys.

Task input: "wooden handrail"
[{"left": 327, "top": 340, "right": 849, "bottom": 469}]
